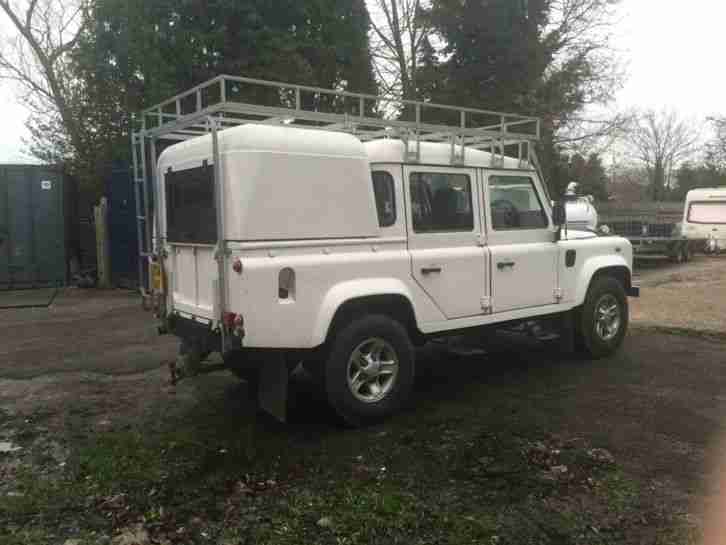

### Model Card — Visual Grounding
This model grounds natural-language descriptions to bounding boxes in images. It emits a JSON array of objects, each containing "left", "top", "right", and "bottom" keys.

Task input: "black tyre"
[
  {"left": 684, "top": 244, "right": 694, "bottom": 262},
  {"left": 324, "top": 314, "right": 415, "bottom": 427},
  {"left": 577, "top": 276, "right": 629, "bottom": 359}
]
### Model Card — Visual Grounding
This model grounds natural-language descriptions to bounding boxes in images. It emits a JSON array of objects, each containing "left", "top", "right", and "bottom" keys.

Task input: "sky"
[
  {"left": 615, "top": 0, "right": 726, "bottom": 119},
  {"left": 0, "top": 0, "right": 725, "bottom": 162}
]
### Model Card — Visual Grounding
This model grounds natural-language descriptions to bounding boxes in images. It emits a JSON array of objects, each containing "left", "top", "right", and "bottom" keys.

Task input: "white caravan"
[
  {"left": 134, "top": 76, "right": 639, "bottom": 425},
  {"left": 683, "top": 188, "right": 726, "bottom": 253}
]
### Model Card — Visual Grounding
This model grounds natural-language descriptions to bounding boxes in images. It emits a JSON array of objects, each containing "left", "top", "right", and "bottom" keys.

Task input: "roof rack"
[
  {"left": 133, "top": 75, "right": 540, "bottom": 158},
  {"left": 130, "top": 75, "right": 543, "bottom": 295}
]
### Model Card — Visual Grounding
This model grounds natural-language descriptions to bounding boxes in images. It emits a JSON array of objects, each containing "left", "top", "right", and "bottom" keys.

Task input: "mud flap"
[
  {"left": 258, "top": 354, "right": 289, "bottom": 423},
  {"left": 558, "top": 311, "right": 575, "bottom": 354}
]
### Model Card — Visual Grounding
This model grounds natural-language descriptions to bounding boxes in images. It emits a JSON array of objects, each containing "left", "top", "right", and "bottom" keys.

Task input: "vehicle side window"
[
  {"left": 410, "top": 172, "right": 473, "bottom": 232},
  {"left": 489, "top": 175, "right": 548, "bottom": 230},
  {"left": 371, "top": 171, "right": 396, "bottom": 227}
]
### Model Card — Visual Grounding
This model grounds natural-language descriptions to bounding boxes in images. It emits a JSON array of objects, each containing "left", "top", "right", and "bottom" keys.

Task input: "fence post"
[{"left": 94, "top": 197, "right": 111, "bottom": 288}]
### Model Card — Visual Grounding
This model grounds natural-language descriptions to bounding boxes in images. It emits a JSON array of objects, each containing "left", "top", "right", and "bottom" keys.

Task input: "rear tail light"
[
  {"left": 232, "top": 258, "right": 243, "bottom": 274},
  {"left": 222, "top": 312, "right": 237, "bottom": 328},
  {"left": 222, "top": 312, "right": 245, "bottom": 336}
]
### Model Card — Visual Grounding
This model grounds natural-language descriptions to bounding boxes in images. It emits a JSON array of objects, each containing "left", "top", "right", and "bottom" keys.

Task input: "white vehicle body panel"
[
  {"left": 157, "top": 124, "right": 378, "bottom": 320},
  {"left": 157, "top": 127, "right": 634, "bottom": 348},
  {"left": 683, "top": 188, "right": 726, "bottom": 249}
]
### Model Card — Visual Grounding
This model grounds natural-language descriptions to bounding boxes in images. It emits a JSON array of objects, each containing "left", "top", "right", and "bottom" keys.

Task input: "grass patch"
[
  {"left": 0, "top": 376, "right": 697, "bottom": 544},
  {"left": 1, "top": 417, "right": 681, "bottom": 545}
]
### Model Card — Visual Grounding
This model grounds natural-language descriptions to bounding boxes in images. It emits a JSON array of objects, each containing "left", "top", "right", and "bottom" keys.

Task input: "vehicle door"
[
  {"left": 404, "top": 166, "right": 489, "bottom": 319},
  {"left": 163, "top": 162, "right": 219, "bottom": 320},
  {"left": 484, "top": 172, "right": 558, "bottom": 313}
]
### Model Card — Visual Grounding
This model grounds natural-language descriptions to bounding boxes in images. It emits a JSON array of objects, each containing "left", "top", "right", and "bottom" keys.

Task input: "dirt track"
[{"left": 0, "top": 257, "right": 725, "bottom": 543}]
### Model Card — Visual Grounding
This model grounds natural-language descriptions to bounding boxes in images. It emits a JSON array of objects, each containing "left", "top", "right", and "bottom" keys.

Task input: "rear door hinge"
[
  {"left": 476, "top": 234, "right": 486, "bottom": 247},
  {"left": 553, "top": 288, "right": 564, "bottom": 303},
  {"left": 480, "top": 296, "right": 492, "bottom": 314}
]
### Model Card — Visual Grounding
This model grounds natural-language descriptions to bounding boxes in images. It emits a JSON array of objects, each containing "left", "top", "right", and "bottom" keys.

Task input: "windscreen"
[
  {"left": 688, "top": 202, "right": 726, "bottom": 225},
  {"left": 165, "top": 164, "right": 217, "bottom": 244}
]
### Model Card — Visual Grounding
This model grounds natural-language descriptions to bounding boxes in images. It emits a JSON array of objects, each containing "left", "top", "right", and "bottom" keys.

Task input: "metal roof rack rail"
[{"left": 131, "top": 75, "right": 543, "bottom": 291}]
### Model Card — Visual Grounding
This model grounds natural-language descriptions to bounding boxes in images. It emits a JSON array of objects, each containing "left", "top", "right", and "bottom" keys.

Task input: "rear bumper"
[{"left": 167, "top": 312, "right": 243, "bottom": 353}]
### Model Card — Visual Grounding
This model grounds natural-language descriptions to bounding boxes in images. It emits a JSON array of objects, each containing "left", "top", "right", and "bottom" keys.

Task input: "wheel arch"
[
  {"left": 574, "top": 257, "right": 632, "bottom": 305},
  {"left": 311, "top": 280, "right": 421, "bottom": 347}
]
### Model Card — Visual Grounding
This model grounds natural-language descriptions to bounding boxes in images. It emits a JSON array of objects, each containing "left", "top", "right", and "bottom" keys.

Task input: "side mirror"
[{"left": 552, "top": 201, "right": 567, "bottom": 227}]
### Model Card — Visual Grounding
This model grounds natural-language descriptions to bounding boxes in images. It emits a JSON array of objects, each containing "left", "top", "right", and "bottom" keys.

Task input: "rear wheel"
[
  {"left": 576, "top": 276, "right": 629, "bottom": 359},
  {"left": 324, "top": 314, "right": 415, "bottom": 427}
]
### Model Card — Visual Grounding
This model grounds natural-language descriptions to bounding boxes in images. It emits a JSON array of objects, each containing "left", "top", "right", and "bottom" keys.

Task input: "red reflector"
[
  {"left": 232, "top": 258, "right": 243, "bottom": 274},
  {"left": 222, "top": 312, "right": 237, "bottom": 328}
]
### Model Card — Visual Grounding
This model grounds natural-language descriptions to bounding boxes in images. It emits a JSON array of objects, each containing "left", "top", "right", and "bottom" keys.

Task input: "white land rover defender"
[{"left": 134, "top": 76, "right": 639, "bottom": 425}]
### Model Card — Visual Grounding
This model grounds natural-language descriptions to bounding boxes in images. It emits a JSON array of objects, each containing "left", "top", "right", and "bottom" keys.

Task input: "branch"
[{"left": 25, "top": 0, "right": 39, "bottom": 30}]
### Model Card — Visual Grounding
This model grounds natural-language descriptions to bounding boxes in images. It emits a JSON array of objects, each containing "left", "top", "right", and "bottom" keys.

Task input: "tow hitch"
[
  {"left": 167, "top": 340, "right": 290, "bottom": 423},
  {"left": 167, "top": 337, "right": 226, "bottom": 385}
]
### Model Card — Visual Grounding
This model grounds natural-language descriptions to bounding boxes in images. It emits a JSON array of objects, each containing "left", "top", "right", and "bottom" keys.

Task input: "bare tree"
[
  {"left": 627, "top": 109, "right": 701, "bottom": 201},
  {"left": 553, "top": 111, "right": 633, "bottom": 155},
  {"left": 367, "top": 0, "right": 432, "bottom": 99},
  {"left": 707, "top": 116, "right": 726, "bottom": 169},
  {"left": 0, "top": 0, "right": 90, "bottom": 164}
]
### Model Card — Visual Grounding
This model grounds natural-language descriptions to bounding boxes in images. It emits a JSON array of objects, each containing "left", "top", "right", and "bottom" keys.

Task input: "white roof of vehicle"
[
  {"left": 686, "top": 187, "right": 726, "bottom": 200},
  {"left": 158, "top": 123, "right": 368, "bottom": 165},
  {"left": 364, "top": 139, "right": 529, "bottom": 170},
  {"left": 157, "top": 124, "right": 379, "bottom": 241}
]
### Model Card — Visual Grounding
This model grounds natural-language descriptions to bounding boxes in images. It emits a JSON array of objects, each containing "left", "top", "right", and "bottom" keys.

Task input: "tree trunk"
[{"left": 653, "top": 159, "right": 665, "bottom": 202}]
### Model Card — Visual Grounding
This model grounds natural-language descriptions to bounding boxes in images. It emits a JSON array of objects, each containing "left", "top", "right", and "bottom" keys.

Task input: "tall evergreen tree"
[
  {"left": 65, "top": 0, "right": 379, "bottom": 191},
  {"left": 418, "top": 0, "right": 622, "bottom": 195}
]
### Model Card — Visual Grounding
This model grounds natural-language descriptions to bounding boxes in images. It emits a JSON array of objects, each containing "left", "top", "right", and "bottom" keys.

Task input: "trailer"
[
  {"left": 682, "top": 187, "right": 726, "bottom": 254},
  {"left": 598, "top": 202, "right": 702, "bottom": 263}
]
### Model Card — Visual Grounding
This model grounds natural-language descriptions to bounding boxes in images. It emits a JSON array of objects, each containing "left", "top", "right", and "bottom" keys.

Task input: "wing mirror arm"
[{"left": 552, "top": 201, "right": 567, "bottom": 242}]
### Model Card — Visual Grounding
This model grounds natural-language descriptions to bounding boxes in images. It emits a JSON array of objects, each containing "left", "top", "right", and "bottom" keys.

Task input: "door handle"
[
  {"left": 421, "top": 266, "right": 442, "bottom": 275},
  {"left": 497, "top": 261, "right": 515, "bottom": 270}
]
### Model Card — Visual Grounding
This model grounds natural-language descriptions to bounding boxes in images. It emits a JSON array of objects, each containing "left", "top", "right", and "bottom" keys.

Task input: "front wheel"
[
  {"left": 576, "top": 276, "right": 629, "bottom": 359},
  {"left": 324, "top": 315, "right": 415, "bottom": 427}
]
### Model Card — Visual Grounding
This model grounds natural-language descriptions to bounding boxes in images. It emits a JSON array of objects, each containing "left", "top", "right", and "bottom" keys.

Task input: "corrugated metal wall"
[{"left": 0, "top": 165, "right": 68, "bottom": 289}]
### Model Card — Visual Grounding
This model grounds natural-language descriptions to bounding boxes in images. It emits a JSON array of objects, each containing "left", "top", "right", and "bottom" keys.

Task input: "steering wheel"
[{"left": 492, "top": 199, "right": 520, "bottom": 228}]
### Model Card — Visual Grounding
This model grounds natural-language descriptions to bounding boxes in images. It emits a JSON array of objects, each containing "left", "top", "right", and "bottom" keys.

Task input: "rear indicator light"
[
  {"left": 232, "top": 258, "right": 243, "bottom": 274},
  {"left": 222, "top": 312, "right": 237, "bottom": 328}
]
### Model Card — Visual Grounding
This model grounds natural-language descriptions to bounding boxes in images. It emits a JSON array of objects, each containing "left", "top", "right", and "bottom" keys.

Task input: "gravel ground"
[
  {"left": 0, "top": 259, "right": 725, "bottom": 544},
  {"left": 631, "top": 255, "right": 726, "bottom": 334}
]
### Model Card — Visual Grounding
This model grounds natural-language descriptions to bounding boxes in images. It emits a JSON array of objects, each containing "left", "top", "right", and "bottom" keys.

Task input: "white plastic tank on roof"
[{"left": 564, "top": 182, "right": 598, "bottom": 231}]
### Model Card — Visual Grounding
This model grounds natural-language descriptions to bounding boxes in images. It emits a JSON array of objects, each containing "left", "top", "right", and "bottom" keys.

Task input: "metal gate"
[{"left": 0, "top": 165, "right": 67, "bottom": 289}]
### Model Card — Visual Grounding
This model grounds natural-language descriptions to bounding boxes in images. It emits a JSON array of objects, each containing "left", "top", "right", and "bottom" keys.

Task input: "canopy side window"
[{"left": 165, "top": 163, "right": 217, "bottom": 244}]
